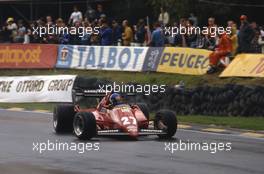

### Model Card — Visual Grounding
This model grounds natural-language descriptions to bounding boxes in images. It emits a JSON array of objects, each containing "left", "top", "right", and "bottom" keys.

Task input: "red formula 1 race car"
[{"left": 53, "top": 89, "right": 177, "bottom": 140}]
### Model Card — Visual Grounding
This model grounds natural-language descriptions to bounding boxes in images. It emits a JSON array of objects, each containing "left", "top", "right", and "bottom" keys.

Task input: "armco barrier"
[{"left": 0, "top": 44, "right": 58, "bottom": 69}]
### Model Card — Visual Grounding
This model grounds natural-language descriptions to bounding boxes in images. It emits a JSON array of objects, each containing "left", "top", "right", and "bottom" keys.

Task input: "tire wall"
[
  {"left": 143, "top": 85, "right": 264, "bottom": 117},
  {"left": 74, "top": 77, "right": 264, "bottom": 117}
]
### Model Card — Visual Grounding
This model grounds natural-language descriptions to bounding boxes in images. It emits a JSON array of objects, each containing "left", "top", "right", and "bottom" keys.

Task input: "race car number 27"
[{"left": 121, "top": 116, "right": 136, "bottom": 125}]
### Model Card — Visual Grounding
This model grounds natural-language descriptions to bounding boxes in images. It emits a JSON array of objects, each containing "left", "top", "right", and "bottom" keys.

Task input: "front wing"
[{"left": 97, "top": 129, "right": 166, "bottom": 136}]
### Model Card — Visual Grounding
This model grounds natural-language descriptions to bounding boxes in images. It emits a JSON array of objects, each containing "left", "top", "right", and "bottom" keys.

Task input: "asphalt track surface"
[{"left": 0, "top": 109, "right": 263, "bottom": 174}]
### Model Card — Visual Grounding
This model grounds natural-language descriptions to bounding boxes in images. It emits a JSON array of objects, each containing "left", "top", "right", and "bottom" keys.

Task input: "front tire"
[
  {"left": 53, "top": 104, "right": 75, "bottom": 133},
  {"left": 154, "top": 110, "right": 177, "bottom": 139},
  {"left": 73, "top": 112, "right": 97, "bottom": 140}
]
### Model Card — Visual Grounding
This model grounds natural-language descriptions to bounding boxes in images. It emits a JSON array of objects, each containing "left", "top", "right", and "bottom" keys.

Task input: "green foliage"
[
  {"left": 146, "top": 0, "right": 195, "bottom": 21},
  {"left": 145, "top": 0, "right": 263, "bottom": 25}
]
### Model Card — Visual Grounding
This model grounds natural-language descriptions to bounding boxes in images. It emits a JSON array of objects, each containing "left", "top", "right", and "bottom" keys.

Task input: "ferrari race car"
[{"left": 53, "top": 82, "right": 177, "bottom": 140}]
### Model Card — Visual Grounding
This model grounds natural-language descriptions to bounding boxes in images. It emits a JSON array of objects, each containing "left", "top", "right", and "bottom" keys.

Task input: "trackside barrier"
[
  {"left": 0, "top": 44, "right": 58, "bottom": 69},
  {"left": 143, "top": 47, "right": 211, "bottom": 75},
  {"left": 1, "top": 44, "right": 262, "bottom": 77},
  {"left": 56, "top": 45, "right": 148, "bottom": 72},
  {"left": 0, "top": 75, "right": 76, "bottom": 103},
  {"left": 220, "top": 54, "right": 264, "bottom": 77},
  {"left": 55, "top": 45, "right": 212, "bottom": 75},
  {"left": 2, "top": 75, "right": 264, "bottom": 117}
]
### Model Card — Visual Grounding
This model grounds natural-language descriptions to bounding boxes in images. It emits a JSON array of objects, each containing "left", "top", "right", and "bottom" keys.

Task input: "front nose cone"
[
  {"left": 129, "top": 131, "right": 138, "bottom": 137},
  {"left": 126, "top": 126, "right": 138, "bottom": 137}
]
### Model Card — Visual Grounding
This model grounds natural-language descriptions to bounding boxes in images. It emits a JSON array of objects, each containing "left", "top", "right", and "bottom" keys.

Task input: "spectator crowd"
[{"left": 0, "top": 4, "right": 263, "bottom": 58}]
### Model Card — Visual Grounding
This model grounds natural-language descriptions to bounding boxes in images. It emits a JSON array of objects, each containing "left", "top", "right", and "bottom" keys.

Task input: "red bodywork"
[{"left": 74, "top": 93, "right": 149, "bottom": 137}]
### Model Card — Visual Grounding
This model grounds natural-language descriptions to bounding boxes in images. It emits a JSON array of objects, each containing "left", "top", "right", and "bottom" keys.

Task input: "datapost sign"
[
  {"left": 0, "top": 44, "right": 57, "bottom": 69},
  {"left": 56, "top": 45, "right": 148, "bottom": 71},
  {"left": 0, "top": 75, "right": 76, "bottom": 103},
  {"left": 156, "top": 47, "right": 211, "bottom": 75},
  {"left": 220, "top": 54, "right": 264, "bottom": 77}
]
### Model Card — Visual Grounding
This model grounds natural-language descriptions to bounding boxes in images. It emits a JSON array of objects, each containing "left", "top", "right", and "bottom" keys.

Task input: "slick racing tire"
[
  {"left": 154, "top": 110, "right": 177, "bottom": 139},
  {"left": 73, "top": 112, "right": 97, "bottom": 140},
  {"left": 53, "top": 104, "right": 76, "bottom": 133},
  {"left": 137, "top": 103, "right": 150, "bottom": 120}
]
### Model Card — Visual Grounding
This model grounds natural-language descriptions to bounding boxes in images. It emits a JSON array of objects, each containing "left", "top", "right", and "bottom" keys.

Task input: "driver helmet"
[{"left": 109, "top": 93, "right": 124, "bottom": 106}]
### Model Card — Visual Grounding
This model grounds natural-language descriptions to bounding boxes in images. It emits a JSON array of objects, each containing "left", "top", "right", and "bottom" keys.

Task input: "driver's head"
[{"left": 110, "top": 93, "right": 124, "bottom": 106}]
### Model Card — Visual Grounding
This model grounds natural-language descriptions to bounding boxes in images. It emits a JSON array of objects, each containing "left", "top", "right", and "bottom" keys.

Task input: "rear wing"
[
  {"left": 73, "top": 88, "right": 137, "bottom": 98},
  {"left": 73, "top": 89, "right": 107, "bottom": 97}
]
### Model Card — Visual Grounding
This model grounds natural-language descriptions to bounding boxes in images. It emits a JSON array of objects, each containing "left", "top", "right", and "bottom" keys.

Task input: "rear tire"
[
  {"left": 137, "top": 103, "right": 149, "bottom": 120},
  {"left": 53, "top": 104, "right": 75, "bottom": 133},
  {"left": 73, "top": 112, "right": 97, "bottom": 140},
  {"left": 154, "top": 110, "right": 177, "bottom": 139}
]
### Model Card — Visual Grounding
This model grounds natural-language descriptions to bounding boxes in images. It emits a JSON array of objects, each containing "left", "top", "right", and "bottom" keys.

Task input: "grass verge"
[
  {"left": 178, "top": 115, "right": 264, "bottom": 131},
  {"left": 0, "top": 103, "right": 54, "bottom": 111}
]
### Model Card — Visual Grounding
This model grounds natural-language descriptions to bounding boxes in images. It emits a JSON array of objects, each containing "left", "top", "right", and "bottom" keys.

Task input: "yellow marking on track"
[
  {"left": 149, "top": 122, "right": 190, "bottom": 129},
  {"left": 34, "top": 109, "right": 50, "bottom": 113},
  {"left": 202, "top": 128, "right": 227, "bottom": 133},
  {"left": 178, "top": 124, "right": 192, "bottom": 129},
  {"left": 7, "top": 108, "right": 25, "bottom": 111},
  {"left": 240, "top": 132, "right": 264, "bottom": 138}
]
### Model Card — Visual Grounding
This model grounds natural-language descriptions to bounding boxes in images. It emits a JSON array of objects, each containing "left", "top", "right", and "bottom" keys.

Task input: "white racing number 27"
[{"left": 121, "top": 116, "right": 137, "bottom": 125}]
